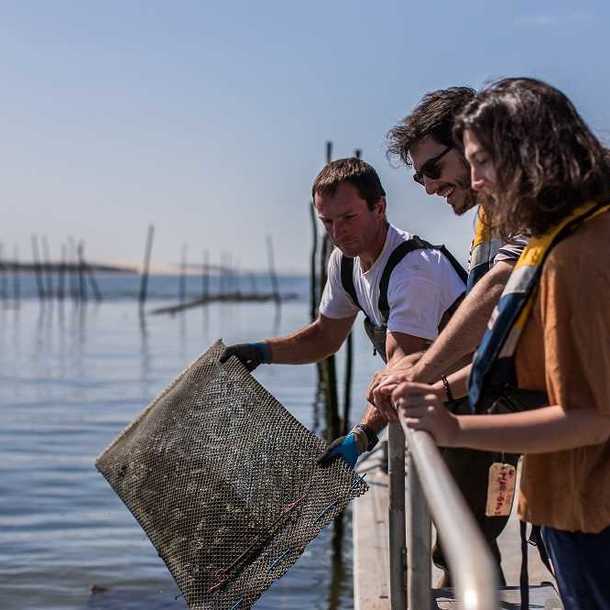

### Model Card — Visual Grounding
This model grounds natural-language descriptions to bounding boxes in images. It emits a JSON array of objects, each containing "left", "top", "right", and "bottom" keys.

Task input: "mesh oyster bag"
[{"left": 96, "top": 340, "right": 367, "bottom": 609}]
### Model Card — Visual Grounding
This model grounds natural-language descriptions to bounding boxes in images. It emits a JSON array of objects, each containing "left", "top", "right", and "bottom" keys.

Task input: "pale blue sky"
[{"left": 2, "top": 1, "right": 609, "bottom": 272}]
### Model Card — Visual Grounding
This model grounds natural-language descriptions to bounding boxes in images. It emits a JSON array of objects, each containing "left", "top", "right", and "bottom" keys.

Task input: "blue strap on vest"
[{"left": 469, "top": 203, "right": 607, "bottom": 414}]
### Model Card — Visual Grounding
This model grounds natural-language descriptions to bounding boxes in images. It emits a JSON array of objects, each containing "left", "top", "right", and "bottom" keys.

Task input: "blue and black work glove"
[
  {"left": 219, "top": 342, "right": 272, "bottom": 372},
  {"left": 317, "top": 424, "right": 379, "bottom": 469}
]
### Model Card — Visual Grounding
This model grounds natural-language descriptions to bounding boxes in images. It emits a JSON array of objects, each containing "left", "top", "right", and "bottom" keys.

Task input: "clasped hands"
[{"left": 366, "top": 366, "right": 459, "bottom": 447}]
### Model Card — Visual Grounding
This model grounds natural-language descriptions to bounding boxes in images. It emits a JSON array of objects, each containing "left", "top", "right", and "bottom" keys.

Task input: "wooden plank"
[
  {"left": 353, "top": 453, "right": 391, "bottom": 610},
  {"left": 431, "top": 465, "right": 563, "bottom": 608}
]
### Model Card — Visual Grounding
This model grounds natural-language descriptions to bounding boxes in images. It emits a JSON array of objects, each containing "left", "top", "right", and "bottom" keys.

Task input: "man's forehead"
[
  {"left": 315, "top": 182, "right": 363, "bottom": 207},
  {"left": 409, "top": 135, "right": 446, "bottom": 169}
]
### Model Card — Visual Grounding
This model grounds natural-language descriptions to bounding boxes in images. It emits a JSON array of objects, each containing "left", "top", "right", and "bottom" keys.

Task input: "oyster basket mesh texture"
[{"left": 96, "top": 340, "right": 368, "bottom": 610}]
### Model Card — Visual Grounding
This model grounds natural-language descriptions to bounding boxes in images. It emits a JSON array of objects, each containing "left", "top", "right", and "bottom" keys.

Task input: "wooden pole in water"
[
  {"left": 13, "top": 245, "right": 20, "bottom": 304},
  {"left": 235, "top": 258, "right": 241, "bottom": 296},
  {"left": 218, "top": 252, "right": 228, "bottom": 295},
  {"left": 342, "top": 148, "right": 361, "bottom": 434},
  {"left": 226, "top": 253, "right": 233, "bottom": 295},
  {"left": 266, "top": 235, "right": 280, "bottom": 306},
  {"left": 77, "top": 240, "right": 87, "bottom": 302},
  {"left": 309, "top": 201, "right": 319, "bottom": 322},
  {"left": 68, "top": 237, "right": 79, "bottom": 302},
  {"left": 320, "top": 233, "right": 341, "bottom": 438},
  {"left": 201, "top": 250, "right": 209, "bottom": 301},
  {"left": 216, "top": 252, "right": 225, "bottom": 294},
  {"left": 83, "top": 246, "right": 102, "bottom": 301},
  {"left": 139, "top": 224, "right": 154, "bottom": 308},
  {"left": 41, "top": 235, "right": 53, "bottom": 300},
  {"left": 31, "top": 234, "right": 45, "bottom": 300},
  {"left": 0, "top": 244, "right": 7, "bottom": 303},
  {"left": 57, "top": 244, "right": 66, "bottom": 301},
  {"left": 179, "top": 244, "right": 187, "bottom": 304},
  {"left": 319, "top": 141, "right": 341, "bottom": 439}
]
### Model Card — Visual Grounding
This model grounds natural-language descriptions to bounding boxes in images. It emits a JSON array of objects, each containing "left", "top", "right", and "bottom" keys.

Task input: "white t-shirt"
[{"left": 319, "top": 225, "right": 466, "bottom": 342}]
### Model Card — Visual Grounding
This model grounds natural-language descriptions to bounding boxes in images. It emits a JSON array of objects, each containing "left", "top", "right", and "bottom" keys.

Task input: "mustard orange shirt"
[{"left": 515, "top": 210, "right": 610, "bottom": 533}]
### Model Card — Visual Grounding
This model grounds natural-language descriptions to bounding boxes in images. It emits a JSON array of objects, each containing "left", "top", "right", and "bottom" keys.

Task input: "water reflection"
[
  {"left": 85, "top": 587, "right": 185, "bottom": 610},
  {"left": 139, "top": 309, "right": 152, "bottom": 391},
  {"left": 179, "top": 310, "right": 187, "bottom": 363},
  {"left": 0, "top": 296, "right": 377, "bottom": 610},
  {"left": 328, "top": 516, "right": 347, "bottom": 610},
  {"left": 311, "top": 379, "right": 323, "bottom": 437}
]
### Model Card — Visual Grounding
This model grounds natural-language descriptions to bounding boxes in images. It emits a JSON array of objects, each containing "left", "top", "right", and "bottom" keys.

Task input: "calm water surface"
[{"left": 0, "top": 281, "right": 379, "bottom": 610}]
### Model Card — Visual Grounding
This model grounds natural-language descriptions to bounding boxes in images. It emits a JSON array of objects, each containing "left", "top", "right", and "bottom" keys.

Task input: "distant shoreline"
[{"left": 2, "top": 262, "right": 137, "bottom": 274}]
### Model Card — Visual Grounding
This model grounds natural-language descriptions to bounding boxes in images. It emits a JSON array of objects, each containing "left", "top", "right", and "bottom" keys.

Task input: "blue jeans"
[{"left": 541, "top": 524, "right": 610, "bottom": 610}]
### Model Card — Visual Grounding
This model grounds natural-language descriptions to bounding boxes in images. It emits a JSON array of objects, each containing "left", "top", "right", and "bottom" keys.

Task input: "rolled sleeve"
[{"left": 318, "top": 250, "right": 360, "bottom": 320}]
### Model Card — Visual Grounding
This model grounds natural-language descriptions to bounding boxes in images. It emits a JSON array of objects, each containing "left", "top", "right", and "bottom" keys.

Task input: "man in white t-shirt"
[
  {"left": 320, "top": 225, "right": 465, "bottom": 356},
  {"left": 221, "top": 157, "right": 466, "bottom": 464}
]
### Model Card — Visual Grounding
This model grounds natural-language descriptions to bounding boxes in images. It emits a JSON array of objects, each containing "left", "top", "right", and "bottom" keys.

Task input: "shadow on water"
[
  {"left": 312, "top": 373, "right": 351, "bottom": 610},
  {"left": 327, "top": 515, "right": 348, "bottom": 610},
  {"left": 311, "top": 380, "right": 323, "bottom": 436},
  {"left": 84, "top": 587, "right": 186, "bottom": 610}
]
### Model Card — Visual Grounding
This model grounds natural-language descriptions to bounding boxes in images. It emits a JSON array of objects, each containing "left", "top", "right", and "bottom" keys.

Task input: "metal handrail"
[{"left": 387, "top": 417, "right": 500, "bottom": 609}]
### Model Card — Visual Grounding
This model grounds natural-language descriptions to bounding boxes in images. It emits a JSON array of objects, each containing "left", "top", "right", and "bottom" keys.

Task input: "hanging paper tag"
[{"left": 485, "top": 462, "right": 516, "bottom": 517}]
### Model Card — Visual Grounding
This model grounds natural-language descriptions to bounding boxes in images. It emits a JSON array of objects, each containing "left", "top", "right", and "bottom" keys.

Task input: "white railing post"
[
  {"left": 388, "top": 422, "right": 407, "bottom": 610},
  {"left": 407, "top": 450, "right": 431, "bottom": 610},
  {"left": 400, "top": 419, "right": 500, "bottom": 610}
]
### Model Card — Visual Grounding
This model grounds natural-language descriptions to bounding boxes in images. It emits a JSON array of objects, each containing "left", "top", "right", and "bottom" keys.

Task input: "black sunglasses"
[{"left": 413, "top": 147, "right": 452, "bottom": 185}]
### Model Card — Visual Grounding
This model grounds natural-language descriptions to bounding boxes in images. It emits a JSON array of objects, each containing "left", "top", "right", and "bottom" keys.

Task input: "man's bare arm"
[
  {"left": 368, "top": 261, "right": 515, "bottom": 410},
  {"left": 266, "top": 314, "right": 355, "bottom": 364}
]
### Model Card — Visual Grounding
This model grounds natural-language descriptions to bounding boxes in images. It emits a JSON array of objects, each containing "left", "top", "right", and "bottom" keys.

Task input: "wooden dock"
[{"left": 353, "top": 449, "right": 562, "bottom": 610}]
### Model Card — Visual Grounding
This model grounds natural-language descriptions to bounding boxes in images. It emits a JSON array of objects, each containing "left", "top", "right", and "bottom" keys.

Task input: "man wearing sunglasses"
[
  {"left": 371, "top": 87, "right": 526, "bottom": 415},
  {"left": 324, "top": 88, "right": 526, "bottom": 587}
]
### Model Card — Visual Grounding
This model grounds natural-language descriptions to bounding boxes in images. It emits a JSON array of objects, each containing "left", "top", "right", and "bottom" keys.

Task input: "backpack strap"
[
  {"left": 340, "top": 255, "right": 362, "bottom": 311},
  {"left": 437, "top": 245, "right": 468, "bottom": 284},
  {"left": 379, "top": 236, "right": 467, "bottom": 323},
  {"left": 378, "top": 237, "right": 429, "bottom": 322},
  {"left": 342, "top": 236, "right": 468, "bottom": 325},
  {"left": 519, "top": 522, "right": 556, "bottom": 610}
]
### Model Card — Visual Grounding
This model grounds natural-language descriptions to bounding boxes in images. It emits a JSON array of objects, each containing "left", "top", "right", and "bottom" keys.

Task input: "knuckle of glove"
[{"left": 317, "top": 436, "right": 346, "bottom": 465}]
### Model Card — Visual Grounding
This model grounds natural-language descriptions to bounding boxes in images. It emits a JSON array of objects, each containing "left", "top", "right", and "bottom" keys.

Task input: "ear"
[{"left": 376, "top": 197, "right": 387, "bottom": 217}]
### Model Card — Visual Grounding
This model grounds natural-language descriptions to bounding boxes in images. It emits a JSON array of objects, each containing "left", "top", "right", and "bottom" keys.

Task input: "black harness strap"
[
  {"left": 378, "top": 237, "right": 467, "bottom": 323},
  {"left": 378, "top": 236, "right": 432, "bottom": 322},
  {"left": 519, "top": 522, "right": 556, "bottom": 610},
  {"left": 340, "top": 236, "right": 467, "bottom": 324},
  {"left": 519, "top": 521, "right": 530, "bottom": 610},
  {"left": 340, "top": 255, "right": 361, "bottom": 311},
  {"left": 438, "top": 244, "right": 468, "bottom": 284}
]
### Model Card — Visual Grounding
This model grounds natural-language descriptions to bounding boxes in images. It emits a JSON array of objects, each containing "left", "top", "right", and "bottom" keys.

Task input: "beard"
[{"left": 451, "top": 176, "right": 477, "bottom": 215}]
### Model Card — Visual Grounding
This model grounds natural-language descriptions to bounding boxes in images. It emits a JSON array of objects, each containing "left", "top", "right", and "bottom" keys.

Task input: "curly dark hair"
[
  {"left": 386, "top": 87, "right": 476, "bottom": 167},
  {"left": 312, "top": 157, "right": 386, "bottom": 210},
  {"left": 454, "top": 78, "right": 610, "bottom": 238}
]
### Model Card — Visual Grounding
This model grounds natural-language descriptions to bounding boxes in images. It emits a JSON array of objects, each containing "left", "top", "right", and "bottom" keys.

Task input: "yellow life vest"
[
  {"left": 469, "top": 201, "right": 610, "bottom": 412},
  {"left": 466, "top": 207, "right": 504, "bottom": 292}
]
